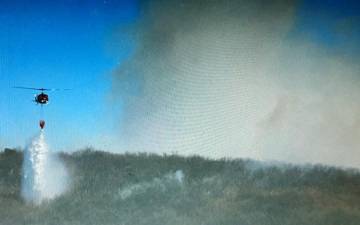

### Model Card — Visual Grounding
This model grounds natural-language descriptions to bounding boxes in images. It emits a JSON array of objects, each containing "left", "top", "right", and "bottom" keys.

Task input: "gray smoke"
[{"left": 112, "top": 0, "right": 360, "bottom": 168}]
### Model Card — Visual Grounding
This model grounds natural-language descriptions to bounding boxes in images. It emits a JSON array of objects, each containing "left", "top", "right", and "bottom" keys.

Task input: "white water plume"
[{"left": 21, "top": 131, "right": 69, "bottom": 205}]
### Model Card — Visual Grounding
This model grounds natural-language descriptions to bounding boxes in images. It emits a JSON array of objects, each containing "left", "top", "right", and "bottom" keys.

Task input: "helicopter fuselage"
[{"left": 35, "top": 92, "right": 49, "bottom": 105}]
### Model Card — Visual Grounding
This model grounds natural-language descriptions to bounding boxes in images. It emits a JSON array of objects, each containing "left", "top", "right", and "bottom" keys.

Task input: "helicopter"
[
  {"left": 13, "top": 86, "right": 70, "bottom": 129},
  {"left": 13, "top": 86, "right": 70, "bottom": 105}
]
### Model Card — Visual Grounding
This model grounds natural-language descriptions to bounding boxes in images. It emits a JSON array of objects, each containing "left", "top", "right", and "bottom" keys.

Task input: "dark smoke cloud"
[{"left": 112, "top": 0, "right": 360, "bottom": 168}]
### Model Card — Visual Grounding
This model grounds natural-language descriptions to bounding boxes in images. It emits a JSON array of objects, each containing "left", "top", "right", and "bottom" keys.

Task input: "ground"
[{"left": 1, "top": 149, "right": 360, "bottom": 225}]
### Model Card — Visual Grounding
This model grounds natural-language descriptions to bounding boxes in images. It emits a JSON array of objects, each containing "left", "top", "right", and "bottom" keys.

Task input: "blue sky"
[
  {"left": 1, "top": 0, "right": 359, "bottom": 154},
  {"left": 293, "top": 0, "right": 360, "bottom": 57},
  {"left": 0, "top": 0, "right": 138, "bottom": 151}
]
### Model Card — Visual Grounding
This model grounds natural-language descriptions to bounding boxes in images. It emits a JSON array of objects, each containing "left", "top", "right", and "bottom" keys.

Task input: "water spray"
[{"left": 21, "top": 130, "right": 69, "bottom": 205}]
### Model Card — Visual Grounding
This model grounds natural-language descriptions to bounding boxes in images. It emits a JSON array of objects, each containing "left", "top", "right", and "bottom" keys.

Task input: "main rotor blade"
[
  {"left": 13, "top": 86, "right": 51, "bottom": 91},
  {"left": 48, "top": 88, "right": 71, "bottom": 91}
]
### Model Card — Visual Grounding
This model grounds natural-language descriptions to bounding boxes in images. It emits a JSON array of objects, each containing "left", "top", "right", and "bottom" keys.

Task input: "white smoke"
[
  {"left": 117, "top": 170, "right": 184, "bottom": 200},
  {"left": 113, "top": 0, "right": 360, "bottom": 168},
  {"left": 21, "top": 131, "right": 69, "bottom": 205}
]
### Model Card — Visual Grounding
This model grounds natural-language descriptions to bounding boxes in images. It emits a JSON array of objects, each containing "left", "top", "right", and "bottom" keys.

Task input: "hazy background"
[
  {"left": 1, "top": 0, "right": 360, "bottom": 168},
  {"left": 112, "top": 0, "right": 360, "bottom": 168}
]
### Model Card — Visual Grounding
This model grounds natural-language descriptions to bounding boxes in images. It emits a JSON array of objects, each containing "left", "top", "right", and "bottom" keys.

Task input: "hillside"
[{"left": 1, "top": 149, "right": 360, "bottom": 225}]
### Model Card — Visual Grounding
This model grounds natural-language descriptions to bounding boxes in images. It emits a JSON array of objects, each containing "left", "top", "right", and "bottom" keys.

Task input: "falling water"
[{"left": 21, "top": 131, "right": 69, "bottom": 204}]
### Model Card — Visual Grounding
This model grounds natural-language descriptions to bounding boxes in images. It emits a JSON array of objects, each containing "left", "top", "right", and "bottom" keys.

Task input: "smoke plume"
[{"left": 112, "top": 0, "right": 360, "bottom": 168}]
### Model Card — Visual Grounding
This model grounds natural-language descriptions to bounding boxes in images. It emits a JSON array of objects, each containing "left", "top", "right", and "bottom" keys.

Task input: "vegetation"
[{"left": 1, "top": 148, "right": 360, "bottom": 225}]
